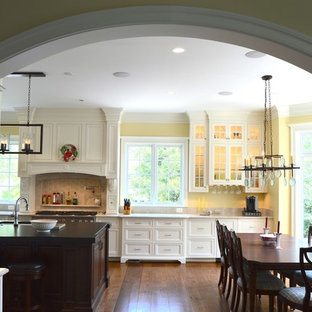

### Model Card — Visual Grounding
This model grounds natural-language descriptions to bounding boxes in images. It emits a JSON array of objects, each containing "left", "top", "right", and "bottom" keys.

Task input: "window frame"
[
  {"left": 290, "top": 122, "right": 312, "bottom": 238},
  {"left": 120, "top": 136, "right": 188, "bottom": 208},
  {"left": 0, "top": 135, "right": 20, "bottom": 204}
]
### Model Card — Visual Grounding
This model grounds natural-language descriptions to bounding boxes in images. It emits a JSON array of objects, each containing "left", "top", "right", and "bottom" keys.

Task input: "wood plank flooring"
[{"left": 96, "top": 261, "right": 298, "bottom": 312}]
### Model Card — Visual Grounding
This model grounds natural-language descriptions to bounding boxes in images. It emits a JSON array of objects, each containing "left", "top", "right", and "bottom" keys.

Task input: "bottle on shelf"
[
  {"left": 52, "top": 192, "right": 57, "bottom": 204},
  {"left": 60, "top": 192, "right": 64, "bottom": 205},
  {"left": 66, "top": 192, "right": 72, "bottom": 205},
  {"left": 73, "top": 192, "right": 78, "bottom": 205},
  {"left": 47, "top": 194, "right": 52, "bottom": 204},
  {"left": 56, "top": 192, "right": 60, "bottom": 204}
]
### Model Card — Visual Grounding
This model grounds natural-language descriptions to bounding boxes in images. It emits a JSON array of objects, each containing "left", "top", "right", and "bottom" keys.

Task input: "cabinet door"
[
  {"left": 229, "top": 124, "right": 244, "bottom": 141},
  {"left": 191, "top": 123, "right": 206, "bottom": 141},
  {"left": 212, "top": 123, "right": 227, "bottom": 140},
  {"left": 245, "top": 145, "right": 267, "bottom": 193},
  {"left": 189, "top": 142, "right": 208, "bottom": 192},
  {"left": 211, "top": 144, "right": 226, "bottom": 183},
  {"left": 247, "top": 124, "right": 262, "bottom": 144},
  {"left": 229, "top": 144, "right": 244, "bottom": 184}
]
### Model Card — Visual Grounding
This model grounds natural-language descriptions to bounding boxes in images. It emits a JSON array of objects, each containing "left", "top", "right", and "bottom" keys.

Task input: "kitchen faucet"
[{"left": 14, "top": 197, "right": 29, "bottom": 226}]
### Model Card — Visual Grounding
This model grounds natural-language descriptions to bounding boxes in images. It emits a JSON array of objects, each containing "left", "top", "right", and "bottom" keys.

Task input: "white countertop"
[{"left": 96, "top": 213, "right": 272, "bottom": 219}]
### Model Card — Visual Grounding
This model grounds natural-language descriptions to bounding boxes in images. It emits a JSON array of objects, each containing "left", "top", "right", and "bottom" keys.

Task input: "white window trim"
[
  {"left": 120, "top": 136, "right": 188, "bottom": 208},
  {"left": 289, "top": 122, "right": 312, "bottom": 238}
]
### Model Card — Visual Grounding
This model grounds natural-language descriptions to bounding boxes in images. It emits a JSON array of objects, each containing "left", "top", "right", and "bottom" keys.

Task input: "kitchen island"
[{"left": 0, "top": 222, "right": 110, "bottom": 312}]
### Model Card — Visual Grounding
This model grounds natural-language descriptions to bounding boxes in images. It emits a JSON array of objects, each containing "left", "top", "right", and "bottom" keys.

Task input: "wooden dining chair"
[
  {"left": 224, "top": 227, "right": 239, "bottom": 311},
  {"left": 216, "top": 220, "right": 228, "bottom": 294},
  {"left": 278, "top": 246, "right": 312, "bottom": 311},
  {"left": 230, "top": 231, "right": 285, "bottom": 312},
  {"left": 279, "top": 226, "right": 312, "bottom": 288}
]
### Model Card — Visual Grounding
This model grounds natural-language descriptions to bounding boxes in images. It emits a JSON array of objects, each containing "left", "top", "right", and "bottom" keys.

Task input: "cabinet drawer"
[
  {"left": 155, "top": 229, "right": 183, "bottom": 242},
  {"left": 237, "top": 219, "right": 266, "bottom": 233},
  {"left": 155, "top": 219, "right": 183, "bottom": 227},
  {"left": 188, "top": 239, "right": 216, "bottom": 257},
  {"left": 125, "top": 229, "right": 152, "bottom": 241},
  {"left": 124, "top": 243, "right": 152, "bottom": 256},
  {"left": 124, "top": 219, "right": 153, "bottom": 227},
  {"left": 189, "top": 220, "right": 215, "bottom": 237},
  {"left": 155, "top": 244, "right": 183, "bottom": 256}
]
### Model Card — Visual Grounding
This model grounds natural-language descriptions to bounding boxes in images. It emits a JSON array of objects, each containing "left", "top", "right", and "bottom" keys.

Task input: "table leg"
[{"left": 248, "top": 262, "right": 257, "bottom": 312}]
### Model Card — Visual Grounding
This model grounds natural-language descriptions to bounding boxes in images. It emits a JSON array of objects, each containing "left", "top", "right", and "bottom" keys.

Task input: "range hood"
[{"left": 25, "top": 161, "right": 106, "bottom": 177}]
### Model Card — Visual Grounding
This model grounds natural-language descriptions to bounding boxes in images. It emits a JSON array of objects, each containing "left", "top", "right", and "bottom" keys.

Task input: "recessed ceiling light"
[
  {"left": 172, "top": 47, "right": 185, "bottom": 54},
  {"left": 113, "top": 72, "right": 130, "bottom": 78},
  {"left": 78, "top": 99, "right": 84, "bottom": 102},
  {"left": 218, "top": 91, "right": 233, "bottom": 96},
  {"left": 245, "top": 50, "right": 266, "bottom": 58},
  {"left": 168, "top": 90, "right": 176, "bottom": 95},
  {"left": 64, "top": 72, "right": 72, "bottom": 76}
]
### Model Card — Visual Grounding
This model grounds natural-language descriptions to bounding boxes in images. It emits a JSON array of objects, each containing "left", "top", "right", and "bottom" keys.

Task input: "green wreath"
[{"left": 60, "top": 144, "right": 78, "bottom": 162}]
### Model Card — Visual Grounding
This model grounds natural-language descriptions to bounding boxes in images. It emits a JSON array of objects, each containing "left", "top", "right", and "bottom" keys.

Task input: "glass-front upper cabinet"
[
  {"left": 211, "top": 144, "right": 244, "bottom": 185},
  {"left": 188, "top": 112, "right": 208, "bottom": 192},
  {"left": 191, "top": 123, "right": 207, "bottom": 141},
  {"left": 212, "top": 122, "right": 244, "bottom": 142},
  {"left": 247, "top": 124, "right": 262, "bottom": 144}
]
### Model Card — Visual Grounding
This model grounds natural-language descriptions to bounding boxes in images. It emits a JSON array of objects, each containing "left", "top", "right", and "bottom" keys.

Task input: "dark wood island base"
[{"left": 0, "top": 222, "right": 110, "bottom": 312}]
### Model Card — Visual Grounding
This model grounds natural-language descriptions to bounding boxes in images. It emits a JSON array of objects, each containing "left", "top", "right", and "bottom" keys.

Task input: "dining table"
[{"left": 237, "top": 233, "right": 308, "bottom": 312}]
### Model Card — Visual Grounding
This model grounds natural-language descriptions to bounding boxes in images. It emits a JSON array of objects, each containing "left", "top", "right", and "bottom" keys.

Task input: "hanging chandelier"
[
  {"left": 240, "top": 75, "right": 299, "bottom": 187},
  {"left": 0, "top": 72, "right": 45, "bottom": 155}
]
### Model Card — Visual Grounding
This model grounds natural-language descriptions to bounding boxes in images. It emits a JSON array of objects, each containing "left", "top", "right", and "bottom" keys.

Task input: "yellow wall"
[
  {"left": 121, "top": 123, "right": 189, "bottom": 137},
  {"left": 269, "top": 114, "right": 312, "bottom": 235},
  {"left": 1, "top": 1, "right": 312, "bottom": 41}
]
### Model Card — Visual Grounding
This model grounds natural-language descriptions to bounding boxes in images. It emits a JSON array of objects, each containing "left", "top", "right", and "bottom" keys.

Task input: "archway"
[{"left": 0, "top": 6, "right": 312, "bottom": 78}]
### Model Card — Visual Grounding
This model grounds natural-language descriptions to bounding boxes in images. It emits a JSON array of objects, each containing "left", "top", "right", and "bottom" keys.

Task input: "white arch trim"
[{"left": 0, "top": 6, "right": 312, "bottom": 78}]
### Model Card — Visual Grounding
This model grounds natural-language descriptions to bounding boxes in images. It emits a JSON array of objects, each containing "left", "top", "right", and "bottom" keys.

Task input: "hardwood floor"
[{"left": 96, "top": 261, "right": 297, "bottom": 312}]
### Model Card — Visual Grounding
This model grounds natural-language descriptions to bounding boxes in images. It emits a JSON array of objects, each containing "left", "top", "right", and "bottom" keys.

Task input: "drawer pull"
[
  {"left": 197, "top": 228, "right": 205, "bottom": 230},
  {"left": 196, "top": 246, "right": 204, "bottom": 249},
  {"left": 134, "top": 222, "right": 142, "bottom": 225},
  {"left": 164, "top": 249, "right": 172, "bottom": 251},
  {"left": 134, "top": 234, "right": 142, "bottom": 236},
  {"left": 164, "top": 234, "right": 172, "bottom": 237},
  {"left": 164, "top": 222, "right": 172, "bottom": 225},
  {"left": 134, "top": 248, "right": 142, "bottom": 251}
]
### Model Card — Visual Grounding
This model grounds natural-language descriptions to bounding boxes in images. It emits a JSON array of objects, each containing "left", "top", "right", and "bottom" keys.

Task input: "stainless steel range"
[{"left": 34, "top": 211, "right": 97, "bottom": 223}]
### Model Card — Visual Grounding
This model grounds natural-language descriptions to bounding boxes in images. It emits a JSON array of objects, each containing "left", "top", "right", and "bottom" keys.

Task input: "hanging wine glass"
[
  {"left": 279, "top": 157, "right": 285, "bottom": 166},
  {"left": 283, "top": 169, "right": 287, "bottom": 186},
  {"left": 289, "top": 169, "right": 296, "bottom": 187}
]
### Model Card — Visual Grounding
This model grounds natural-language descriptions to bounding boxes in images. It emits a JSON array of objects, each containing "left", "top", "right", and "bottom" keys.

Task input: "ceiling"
[{"left": 1, "top": 36, "right": 312, "bottom": 114}]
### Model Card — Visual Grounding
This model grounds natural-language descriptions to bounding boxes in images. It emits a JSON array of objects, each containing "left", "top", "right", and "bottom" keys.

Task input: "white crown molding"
[
  {"left": 206, "top": 110, "right": 263, "bottom": 121},
  {"left": 289, "top": 102, "right": 312, "bottom": 117},
  {"left": 0, "top": 6, "right": 312, "bottom": 79},
  {"left": 102, "top": 107, "right": 123, "bottom": 123},
  {"left": 121, "top": 112, "right": 188, "bottom": 123}
]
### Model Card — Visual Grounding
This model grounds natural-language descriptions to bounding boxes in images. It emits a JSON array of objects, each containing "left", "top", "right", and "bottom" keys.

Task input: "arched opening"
[{"left": 0, "top": 6, "right": 312, "bottom": 78}]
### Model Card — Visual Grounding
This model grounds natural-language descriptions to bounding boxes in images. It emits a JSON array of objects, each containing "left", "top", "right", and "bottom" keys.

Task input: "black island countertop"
[
  {"left": 0, "top": 222, "right": 110, "bottom": 243},
  {"left": 0, "top": 221, "right": 110, "bottom": 312}
]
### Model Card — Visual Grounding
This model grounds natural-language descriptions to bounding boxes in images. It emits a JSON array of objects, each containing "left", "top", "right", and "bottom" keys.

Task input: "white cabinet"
[
  {"left": 96, "top": 217, "right": 121, "bottom": 257},
  {"left": 188, "top": 112, "right": 208, "bottom": 192},
  {"left": 187, "top": 219, "right": 216, "bottom": 258},
  {"left": 237, "top": 218, "right": 272, "bottom": 233},
  {"left": 121, "top": 217, "right": 186, "bottom": 263},
  {"left": 245, "top": 123, "right": 267, "bottom": 193},
  {"left": 210, "top": 143, "right": 244, "bottom": 185},
  {"left": 209, "top": 121, "right": 245, "bottom": 185}
]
